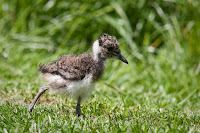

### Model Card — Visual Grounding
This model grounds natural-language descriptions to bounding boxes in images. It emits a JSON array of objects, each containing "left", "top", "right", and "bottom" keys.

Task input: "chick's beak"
[{"left": 118, "top": 54, "right": 128, "bottom": 64}]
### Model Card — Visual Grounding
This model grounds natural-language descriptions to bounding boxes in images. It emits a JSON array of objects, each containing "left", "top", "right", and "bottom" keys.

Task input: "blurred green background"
[{"left": 0, "top": 0, "right": 200, "bottom": 132}]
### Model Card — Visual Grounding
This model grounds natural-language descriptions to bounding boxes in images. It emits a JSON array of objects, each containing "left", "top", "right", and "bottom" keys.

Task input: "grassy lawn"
[{"left": 0, "top": 0, "right": 200, "bottom": 132}]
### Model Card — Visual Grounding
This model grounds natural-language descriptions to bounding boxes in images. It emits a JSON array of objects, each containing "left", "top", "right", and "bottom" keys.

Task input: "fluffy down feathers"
[{"left": 39, "top": 53, "right": 105, "bottom": 82}]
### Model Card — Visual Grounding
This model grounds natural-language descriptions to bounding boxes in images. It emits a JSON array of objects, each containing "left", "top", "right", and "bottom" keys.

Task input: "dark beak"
[{"left": 118, "top": 54, "right": 128, "bottom": 64}]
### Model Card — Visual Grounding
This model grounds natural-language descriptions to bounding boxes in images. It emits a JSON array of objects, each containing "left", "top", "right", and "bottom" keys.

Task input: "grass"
[
  {"left": 1, "top": 103, "right": 199, "bottom": 132},
  {"left": 0, "top": 0, "right": 200, "bottom": 132}
]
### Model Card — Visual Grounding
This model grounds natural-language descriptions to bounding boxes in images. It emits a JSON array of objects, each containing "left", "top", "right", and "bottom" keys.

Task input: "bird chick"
[{"left": 29, "top": 33, "right": 128, "bottom": 116}]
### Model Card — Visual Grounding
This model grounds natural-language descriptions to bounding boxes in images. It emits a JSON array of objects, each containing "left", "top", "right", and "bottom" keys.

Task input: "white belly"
[{"left": 42, "top": 73, "right": 94, "bottom": 100}]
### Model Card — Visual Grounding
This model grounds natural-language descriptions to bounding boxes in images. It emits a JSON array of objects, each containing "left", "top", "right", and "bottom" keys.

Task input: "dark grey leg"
[
  {"left": 76, "top": 97, "right": 81, "bottom": 116},
  {"left": 29, "top": 86, "right": 49, "bottom": 112}
]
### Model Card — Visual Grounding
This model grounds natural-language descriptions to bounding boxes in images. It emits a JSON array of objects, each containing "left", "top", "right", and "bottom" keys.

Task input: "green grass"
[
  {"left": 1, "top": 103, "right": 199, "bottom": 132},
  {"left": 0, "top": 0, "right": 200, "bottom": 132}
]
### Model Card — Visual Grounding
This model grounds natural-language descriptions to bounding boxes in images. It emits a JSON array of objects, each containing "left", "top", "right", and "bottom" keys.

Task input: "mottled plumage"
[
  {"left": 39, "top": 53, "right": 104, "bottom": 82},
  {"left": 29, "top": 33, "right": 128, "bottom": 116}
]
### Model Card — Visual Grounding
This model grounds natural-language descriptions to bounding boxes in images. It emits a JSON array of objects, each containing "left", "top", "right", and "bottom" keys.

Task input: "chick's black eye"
[{"left": 107, "top": 47, "right": 114, "bottom": 51}]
